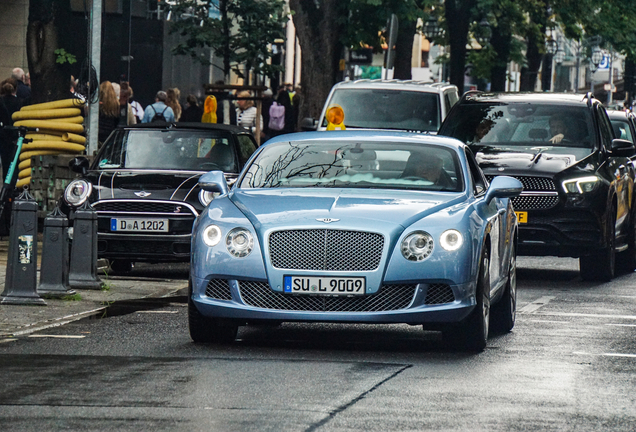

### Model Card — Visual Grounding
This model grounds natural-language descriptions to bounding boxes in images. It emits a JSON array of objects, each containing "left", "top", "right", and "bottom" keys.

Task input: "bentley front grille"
[
  {"left": 206, "top": 279, "right": 233, "bottom": 300},
  {"left": 93, "top": 201, "right": 195, "bottom": 215},
  {"left": 269, "top": 229, "right": 384, "bottom": 271},
  {"left": 238, "top": 281, "right": 416, "bottom": 312}
]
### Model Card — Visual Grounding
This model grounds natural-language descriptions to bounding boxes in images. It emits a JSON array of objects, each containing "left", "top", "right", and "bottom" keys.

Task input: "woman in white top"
[{"left": 236, "top": 90, "right": 263, "bottom": 136}]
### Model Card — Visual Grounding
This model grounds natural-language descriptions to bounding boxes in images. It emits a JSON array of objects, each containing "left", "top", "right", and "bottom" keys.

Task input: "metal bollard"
[
  {"left": 37, "top": 206, "right": 75, "bottom": 297},
  {"left": 1, "top": 188, "right": 46, "bottom": 305},
  {"left": 68, "top": 201, "right": 102, "bottom": 290}
]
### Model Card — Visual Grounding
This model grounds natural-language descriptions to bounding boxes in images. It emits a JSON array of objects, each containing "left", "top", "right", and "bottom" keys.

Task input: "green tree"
[{"left": 168, "top": 0, "right": 287, "bottom": 84}]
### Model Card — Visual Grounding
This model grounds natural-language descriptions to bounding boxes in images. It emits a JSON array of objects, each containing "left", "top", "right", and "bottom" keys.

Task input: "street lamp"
[
  {"left": 555, "top": 48, "right": 565, "bottom": 64},
  {"left": 546, "top": 38, "right": 558, "bottom": 56},
  {"left": 475, "top": 18, "right": 492, "bottom": 47},
  {"left": 423, "top": 16, "right": 444, "bottom": 40}
]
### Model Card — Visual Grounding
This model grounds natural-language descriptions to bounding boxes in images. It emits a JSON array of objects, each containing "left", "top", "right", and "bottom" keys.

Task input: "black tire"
[
  {"left": 580, "top": 209, "right": 616, "bottom": 282},
  {"left": 188, "top": 296, "right": 238, "bottom": 344},
  {"left": 443, "top": 246, "right": 490, "bottom": 352},
  {"left": 617, "top": 213, "right": 636, "bottom": 273},
  {"left": 491, "top": 242, "right": 516, "bottom": 334},
  {"left": 110, "top": 260, "right": 133, "bottom": 274}
]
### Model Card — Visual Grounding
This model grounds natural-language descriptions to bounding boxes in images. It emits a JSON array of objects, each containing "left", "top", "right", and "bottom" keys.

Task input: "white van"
[{"left": 302, "top": 79, "right": 459, "bottom": 133}]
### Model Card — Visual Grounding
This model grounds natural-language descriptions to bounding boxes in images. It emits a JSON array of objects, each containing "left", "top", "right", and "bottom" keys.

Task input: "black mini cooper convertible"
[{"left": 62, "top": 123, "right": 258, "bottom": 272}]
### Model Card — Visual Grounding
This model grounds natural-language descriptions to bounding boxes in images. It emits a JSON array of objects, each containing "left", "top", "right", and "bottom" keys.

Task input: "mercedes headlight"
[
  {"left": 440, "top": 230, "right": 463, "bottom": 251},
  {"left": 226, "top": 228, "right": 254, "bottom": 258},
  {"left": 198, "top": 189, "right": 215, "bottom": 206},
  {"left": 202, "top": 225, "right": 222, "bottom": 247},
  {"left": 562, "top": 176, "right": 599, "bottom": 194},
  {"left": 401, "top": 231, "right": 434, "bottom": 261},
  {"left": 64, "top": 179, "right": 92, "bottom": 207}
]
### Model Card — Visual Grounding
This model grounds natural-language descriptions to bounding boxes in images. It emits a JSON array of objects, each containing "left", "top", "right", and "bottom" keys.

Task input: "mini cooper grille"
[
  {"left": 511, "top": 195, "right": 560, "bottom": 210},
  {"left": 269, "top": 229, "right": 384, "bottom": 271},
  {"left": 487, "top": 175, "right": 556, "bottom": 191},
  {"left": 93, "top": 201, "right": 194, "bottom": 215},
  {"left": 238, "top": 281, "right": 416, "bottom": 312},
  {"left": 206, "top": 279, "right": 233, "bottom": 300},
  {"left": 425, "top": 284, "right": 455, "bottom": 304}
]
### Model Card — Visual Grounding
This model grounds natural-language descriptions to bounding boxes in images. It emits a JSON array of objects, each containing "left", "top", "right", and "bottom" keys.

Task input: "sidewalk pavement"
[{"left": 0, "top": 240, "right": 188, "bottom": 340}]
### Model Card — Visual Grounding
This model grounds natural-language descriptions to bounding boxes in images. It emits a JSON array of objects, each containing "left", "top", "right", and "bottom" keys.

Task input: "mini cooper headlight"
[
  {"left": 198, "top": 189, "right": 215, "bottom": 206},
  {"left": 64, "top": 179, "right": 92, "bottom": 207},
  {"left": 401, "top": 231, "right": 434, "bottom": 261},
  {"left": 562, "top": 176, "right": 599, "bottom": 194},
  {"left": 226, "top": 228, "right": 254, "bottom": 258},
  {"left": 202, "top": 225, "right": 222, "bottom": 247},
  {"left": 440, "top": 229, "right": 463, "bottom": 251}
]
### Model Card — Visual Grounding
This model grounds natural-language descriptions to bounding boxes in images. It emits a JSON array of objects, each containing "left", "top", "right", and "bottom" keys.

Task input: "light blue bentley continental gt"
[{"left": 189, "top": 131, "right": 523, "bottom": 351}]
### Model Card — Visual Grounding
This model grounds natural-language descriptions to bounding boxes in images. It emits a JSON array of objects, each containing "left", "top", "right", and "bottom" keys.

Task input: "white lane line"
[
  {"left": 0, "top": 338, "right": 18, "bottom": 344},
  {"left": 28, "top": 335, "right": 85, "bottom": 339},
  {"left": 534, "top": 312, "right": 636, "bottom": 320},
  {"left": 518, "top": 296, "right": 556, "bottom": 313},
  {"left": 574, "top": 351, "right": 636, "bottom": 359},
  {"left": 10, "top": 307, "right": 106, "bottom": 337},
  {"left": 137, "top": 310, "right": 179, "bottom": 314},
  {"left": 527, "top": 320, "right": 570, "bottom": 324},
  {"left": 606, "top": 323, "right": 636, "bottom": 327}
]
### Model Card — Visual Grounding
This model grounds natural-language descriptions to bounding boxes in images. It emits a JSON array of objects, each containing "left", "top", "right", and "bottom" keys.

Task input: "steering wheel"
[{"left": 199, "top": 162, "right": 222, "bottom": 170}]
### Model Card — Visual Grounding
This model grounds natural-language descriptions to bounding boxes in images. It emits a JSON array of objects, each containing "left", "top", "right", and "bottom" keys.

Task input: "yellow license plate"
[{"left": 515, "top": 211, "right": 528, "bottom": 224}]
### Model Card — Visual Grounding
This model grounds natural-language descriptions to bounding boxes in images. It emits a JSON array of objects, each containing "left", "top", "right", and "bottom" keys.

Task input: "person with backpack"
[
  {"left": 269, "top": 85, "right": 291, "bottom": 137},
  {"left": 142, "top": 90, "right": 175, "bottom": 123}
]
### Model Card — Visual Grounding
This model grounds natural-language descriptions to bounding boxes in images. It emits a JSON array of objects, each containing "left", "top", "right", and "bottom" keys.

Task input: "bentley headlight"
[
  {"left": 226, "top": 228, "right": 254, "bottom": 258},
  {"left": 562, "top": 176, "right": 599, "bottom": 194},
  {"left": 440, "top": 230, "right": 463, "bottom": 251},
  {"left": 198, "top": 189, "right": 215, "bottom": 206},
  {"left": 202, "top": 225, "right": 222, "bottom": 247},
  {"left": 401, "top": 231, "right": 434, "bottom": 261},
  {"left": 64, "top": 179, "right": 92, "bottom": 207}
]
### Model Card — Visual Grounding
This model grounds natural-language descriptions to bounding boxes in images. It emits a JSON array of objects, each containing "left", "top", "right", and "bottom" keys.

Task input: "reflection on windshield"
[
  {"left": 95, "top": 130, "right": 238, "bottom": 172},
  {"left": 325, "top": 89, "right": 440, "bottom": 132},
  {"left": 442, "top": 104, "right": 597, "bottom": 150},
  {"left": 240, "top": 141, "right": 463, "bottom": 192}
]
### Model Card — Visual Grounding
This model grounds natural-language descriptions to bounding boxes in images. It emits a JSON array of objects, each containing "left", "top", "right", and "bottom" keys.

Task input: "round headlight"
[
  {"left": 64, "top": 179, "right": 92, "bottom": 207},
  {"left": 440, "top": 229, "right": 463, "bottom": 251},
  {"left": 401, "top": 231, "right": 434, "bottom": 261},
  {"left": 198, "top": 189, "right": 215, "bottom": 206},
  {"left": 226, "top": 228, "right": 254, "bottom": 258},
  {"left": 202, "top": 225, "right": 222, "bottom": 247}
]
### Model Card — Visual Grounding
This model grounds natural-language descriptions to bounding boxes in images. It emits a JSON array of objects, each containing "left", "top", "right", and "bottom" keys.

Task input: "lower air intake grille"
[
  {"left": 239, "top": 281, "right": 416, "bottom": 312},
  {"left": 206, "top": 279, "right": 232, "bottom": 300},
  {"left": 424, "top": 284, "right": 455, "bottom": 304}
]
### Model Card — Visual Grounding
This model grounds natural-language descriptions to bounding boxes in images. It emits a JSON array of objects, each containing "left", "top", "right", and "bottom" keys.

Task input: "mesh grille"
[
  {"left": 512, "top": 195, "right": 560, "bottom": 210},
  {"left": 94, "top": 201, "right": 194, "bottom": 215},
  {"left": 269, "top": 229, "right": 384, "bottom": 271},
  {"left": 206, "top": 279, "right": 232, "bottom": 300},
  {"left": 425, "top": 283, "right": 455, "bottom": 304},
  {"left": 487, "top": 175, "right": 556, "bottom": 191},
  {"left": 239, "top": 281, "right": 416, "bottom": 312}
]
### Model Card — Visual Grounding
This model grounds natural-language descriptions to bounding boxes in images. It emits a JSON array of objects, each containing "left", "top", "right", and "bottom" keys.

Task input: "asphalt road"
[{"left": 1, "top": 256, "right": 635, "bottom": 431}]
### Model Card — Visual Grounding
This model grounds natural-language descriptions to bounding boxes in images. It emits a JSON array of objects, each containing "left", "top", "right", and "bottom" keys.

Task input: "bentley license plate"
[
  {"left": 514, "top": 211, "right": 528, "bottom": 224},
  {"left": 284, "top": 276, "right": 365, "bottom": 296},
  {"left": 110, "top": 218, "right": 169, "bottom": 232}
]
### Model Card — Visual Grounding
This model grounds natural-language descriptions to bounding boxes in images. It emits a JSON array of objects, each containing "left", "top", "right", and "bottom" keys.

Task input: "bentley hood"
[
  {"left": 229, "top": 188, "right": 464, "bottom": 232},
  {"left": 470, "top": 144, "right": 594, "bottom": 177}
]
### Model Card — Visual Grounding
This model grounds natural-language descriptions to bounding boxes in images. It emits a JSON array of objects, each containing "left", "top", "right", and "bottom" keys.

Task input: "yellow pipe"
[
  {"left": 16, "top": 177, "right": 31, "bottom": 188},
  {"left": 18, "top": 167, "right": 31, "bottom": 180},
  {"left": 47, "top": 116, "right": 84, "bottom": 124},
  {"left": 26, "top": 129, "right": 64, "bottom": 137},
  {"left": 22, "top": 141, "right": 85, "bottom": 153},
  {"left": 18, "top": 159, "right": 31, "bottom": 171},
  {"left": 20, "top": 99, "right": 85, "bottom": 111},
  {"left": 62, "top": 132, "right": 87, "bottom": 145},
  {"left": 12, "top": 108, "right": 82, "bottom": 121},
  {"left": 13, "top": 120, "right": 84, "bottom": 133},
  {"left": 26, "top": 133, "right": 65, "bottom": 141},
  {"left": 19, "top": 150, "right": 63, "bottom": 161}
]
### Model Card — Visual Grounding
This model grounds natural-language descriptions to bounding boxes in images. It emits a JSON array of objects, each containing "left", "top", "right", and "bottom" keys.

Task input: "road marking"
[
  {"left": 534, "top": 312, "right": 636, "bottom": 320},
  {"left": 28, "top": 335, "right": 85, "bottom": 339},
  {"left": 606, "top": 323, "right": 636, "bottom": 327},
  {"left": 518, "top": 296, "right": 555, "bottom": 313},
  {"left": 11, "top": 307, "right": 106, "bottom": 337},
  {"left": 574, "top": 351, "right": 636, "bottom": 359},
  {"left": 527, "top": 320, "right": 570, "bottom": 324},
  {"left": 0, "top": 338, "right": 17, "bottom": 344},
  {"left": 137, "top": 310, "right": 179, "bottom": 314}
]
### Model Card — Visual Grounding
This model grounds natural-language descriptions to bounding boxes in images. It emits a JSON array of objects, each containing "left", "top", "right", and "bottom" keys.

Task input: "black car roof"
[
  {"left": 460, "top": 91, "right": 597, "bottom": 107},
  {"left": 121, "top": 122, "right": 252, "bottom": 134}
]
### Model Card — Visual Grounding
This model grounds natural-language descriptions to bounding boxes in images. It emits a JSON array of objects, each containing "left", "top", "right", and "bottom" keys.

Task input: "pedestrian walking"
[
  {"left": 142, "top": 91, "right": 175, "bottom": 123},
  {"left": 180, "top": 95, "right": 203, "bottom": 122},
  {"left": 98, "top": 81, "right": 120, "bottom": 145},
  {"left": 235, "top": 90, "right": 263, "bottom": 137},
  {"left": 11, "top": 68, "right": 30, "bottom": 102},
  {"left": 128, "top": 85, "right": 144, "bottom": 124},
  {"left": 166, "top": 88, "right": 182, "bottom": 122}
]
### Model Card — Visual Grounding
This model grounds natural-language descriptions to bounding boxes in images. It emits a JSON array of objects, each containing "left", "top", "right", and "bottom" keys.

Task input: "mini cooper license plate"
[
  {"left": 514, "top": 211, "right": 528, "bottom": 224},
  {"left": 110, "top": 218, "right": 169, "bottom": 232},
  {"left": 284, "top": 276, "right": 366, "bottom": 296}
]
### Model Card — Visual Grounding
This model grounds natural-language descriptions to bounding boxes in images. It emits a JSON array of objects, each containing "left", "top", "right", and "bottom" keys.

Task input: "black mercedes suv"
[{"left": 439, "top": 92, "right": 636, "bottom": 281}]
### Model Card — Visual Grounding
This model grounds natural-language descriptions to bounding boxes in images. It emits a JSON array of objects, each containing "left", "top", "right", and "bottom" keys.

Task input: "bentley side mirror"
[
  {"left": 199, "top": 170, "right": 229, "bottom": 195},
  {"left": 484, "top": 176, "right": 523, "bottom": 205}
]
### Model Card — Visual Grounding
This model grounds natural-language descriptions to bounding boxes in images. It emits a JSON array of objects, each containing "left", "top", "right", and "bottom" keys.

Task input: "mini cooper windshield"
[
  {"left": 95, "top": 130, "right": 238, "bottom": 172},
  {"left": 240, "top": 141, "right": 463, "bottom": 192},
  {"left": 443, "top": 104, "right": 597, "bottom": 151}
]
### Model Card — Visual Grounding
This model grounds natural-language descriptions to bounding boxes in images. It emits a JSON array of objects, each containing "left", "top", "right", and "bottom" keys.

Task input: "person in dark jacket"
[
  {"left": 11, "top": 68, "right": 31, "bottom": 102},
  {"left": 180, "top": 95, "right": 204, "bottom": 122},
  {"left": 0, "top": 78, "right": 23, "bottom": 235},
  {"left": 98, "top": 81, "right": 120, "bottom": 145}
]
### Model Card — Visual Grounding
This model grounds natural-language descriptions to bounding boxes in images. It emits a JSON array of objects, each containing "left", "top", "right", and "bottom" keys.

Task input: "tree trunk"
[
  {"left": 393, "top": 19, "right": 417, "bottom": 80},
  {"left": 445, "top": 0, "right": 473, "bottom": 91},
  {"left": 289, "top": 0, "right": 346, "bottom": 121},
  {"left": 520, "top": 34, "right": 543, "bottom": 92},
  {"left": 489, "top": 25, "right": 512, "bottom": 91},
  {"left": 27, "top": 0, "right": 73, "bottom": 104}
]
